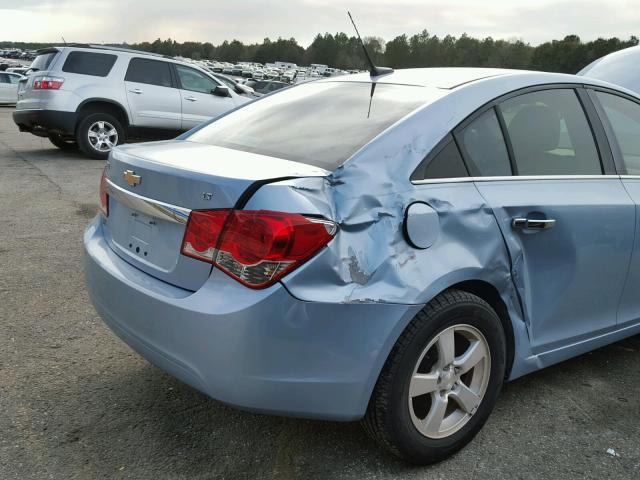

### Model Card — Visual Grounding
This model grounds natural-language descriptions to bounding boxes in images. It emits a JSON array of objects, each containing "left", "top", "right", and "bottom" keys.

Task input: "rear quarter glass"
[
  {"left": 186, "top": 82, "right": 439, "bottom": 171},
  {"left": 30, "top": 51, "right": 58, "bottom": 71}
]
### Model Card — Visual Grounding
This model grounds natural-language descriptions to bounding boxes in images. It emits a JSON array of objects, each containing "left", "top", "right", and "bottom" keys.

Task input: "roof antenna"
[
  {"left": 61, "top": 35, "right": 67, "bottom": 46},
  {"left": 347, "top": 11, "right": 393, "bottom": 77}
]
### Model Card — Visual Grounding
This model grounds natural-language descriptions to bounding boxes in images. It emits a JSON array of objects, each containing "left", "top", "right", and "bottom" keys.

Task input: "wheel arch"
[
  {"left": 448, "top": 279, "right": 516, "bottom": 380},
  {"left": 76, "top": 98, "right": 130, "bottom": 128},
  {"left": 363, "top": 276, "right": 519, "bottom": 416}
]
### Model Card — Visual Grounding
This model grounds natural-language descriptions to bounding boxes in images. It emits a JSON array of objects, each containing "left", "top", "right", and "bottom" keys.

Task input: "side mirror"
[{"left": 212, "top": 85, "right": 231, "bottom": 97}]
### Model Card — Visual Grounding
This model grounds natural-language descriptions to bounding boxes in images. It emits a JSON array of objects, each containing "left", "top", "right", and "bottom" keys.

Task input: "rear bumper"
[
  {"left": 84, "top": 216, "right": 420, "bottom": 420},
  {"left": 13, "top": 109, "right": 77, "bottom": 137}
]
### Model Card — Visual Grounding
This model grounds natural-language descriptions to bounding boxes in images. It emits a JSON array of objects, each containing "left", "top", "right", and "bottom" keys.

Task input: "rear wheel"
[
  {"left": 48, "top": 134, "right": 78, "bottom": 151},
  {"left": 76, "top": 112, "right": 125, "bottom": 159},
  {"left": 362, "top": 290, "right": 506, "bottom": 464}
]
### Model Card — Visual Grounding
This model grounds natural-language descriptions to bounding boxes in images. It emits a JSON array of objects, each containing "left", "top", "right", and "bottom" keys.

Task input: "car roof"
[
  {"left": 578, "top": 46, "right": 640, "bottom": 95},
  {"left": 321, "top": 66, "right": 640, "bottom": 98},
  {"left": 324, "top": 67, "right": 519, "bottom": 88}
]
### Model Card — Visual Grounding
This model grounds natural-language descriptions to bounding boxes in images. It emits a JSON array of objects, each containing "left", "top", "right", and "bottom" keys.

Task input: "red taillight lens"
[
  {"left": 181, "top": 210, "right": 230, "bottom": 262},
  {"left": 99, "top": 168, "right": 109, "bottom": 216},
  {"left": 181, "top": 209, "right": 337, "bottom": 288},
  {"left": 32, "top": 76, "right": 64, "bottom": 90}
]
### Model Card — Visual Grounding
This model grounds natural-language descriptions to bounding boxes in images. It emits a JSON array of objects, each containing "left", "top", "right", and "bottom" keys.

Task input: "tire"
[
  {"left": 362, "top": 289, "right": 507, "bottom": 465},
  {"left": 48, "top": 134, "right": 78, "bottom": 151},
  {"left": 76, "top": 112, "right": 125, "bottom": 160}
]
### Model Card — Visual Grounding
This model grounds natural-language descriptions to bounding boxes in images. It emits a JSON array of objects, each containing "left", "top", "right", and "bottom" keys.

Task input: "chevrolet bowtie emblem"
[{"left": 123, "top": 169, "right": 141, "bottom": 187}]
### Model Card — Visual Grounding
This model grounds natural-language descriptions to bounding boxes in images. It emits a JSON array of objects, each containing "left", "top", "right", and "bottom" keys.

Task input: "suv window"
[
  {"left": 187, "top": 82, "right": 439, "bottom": 170},
  {"left": 62, "top": 51, "right": 117, "bottom": 77},
  {"left": 411, "top": 138, "right": 468, "bottom": 181},
  {"left": 595, "top": 92, "right": 640, "bottom": 175},
  {"left": 29, "top": 51, "right": 58, "bottom": 71},
  {"left": 175, "top": 65, "right": 218, "bottom": 94},
  {"left": 499, "top": 89, "right": 601, "bottom": 175},
  {"left": 459, "top": 109, "right": 511, "bottom": 176},
  {"left": 125, "top": 58, "right": 173, "bottom": 88}
]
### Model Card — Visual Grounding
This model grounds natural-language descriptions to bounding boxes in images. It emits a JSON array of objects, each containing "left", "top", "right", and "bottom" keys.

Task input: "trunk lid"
[{"left": 103, "top": 140, "right": 328, "bottom": 291}]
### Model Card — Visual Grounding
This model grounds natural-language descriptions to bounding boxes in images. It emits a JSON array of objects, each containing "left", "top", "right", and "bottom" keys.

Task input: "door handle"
[
  {"left": 128, "top": 88, "right": 143, "bottom": 94},
  {"left": 512, "top": 218, "right": 556, "bottom": 230},
  {"left": 185, "top": 96, "right": 197, "bottom": 102}
]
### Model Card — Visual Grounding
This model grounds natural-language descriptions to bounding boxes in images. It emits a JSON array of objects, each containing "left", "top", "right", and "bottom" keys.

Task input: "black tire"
[
  {"left": 48, "top": 134, "right": 78, "bottom": 151},
  {"left": 362, "top": 289, "right": 507, "bottom": 465},
  {"left": 76, "top": 112, "right": 125, "bottom": 160}
]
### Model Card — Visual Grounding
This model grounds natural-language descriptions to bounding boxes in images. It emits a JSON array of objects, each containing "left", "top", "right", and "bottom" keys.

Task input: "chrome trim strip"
[
  {"left": 620, "top": 175, "right": 640, "bottom": 179},
  {"left": 106, "top": 179, "right": 191, "bottom": 224},
  {"left": 412, "top": 175, "right": 622, "bottom": 185}
]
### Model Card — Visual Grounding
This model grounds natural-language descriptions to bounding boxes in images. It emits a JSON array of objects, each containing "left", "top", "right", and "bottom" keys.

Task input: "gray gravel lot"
[{"left": 1, "top": 106, "right": 639, "bottom": 479}]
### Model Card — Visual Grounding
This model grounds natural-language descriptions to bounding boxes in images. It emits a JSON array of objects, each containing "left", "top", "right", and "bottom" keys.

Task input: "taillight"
[
  {"left": 181, "top": 209, "right": 337, "bottom": 288},
  {"left": 32, "top": 76, "right": 64, "bottom": 90},
  {"left": 99, "top": 168, "right": 109, "bottom": 216}
]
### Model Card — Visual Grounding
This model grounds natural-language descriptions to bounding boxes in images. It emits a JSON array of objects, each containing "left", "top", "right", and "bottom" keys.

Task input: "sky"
[{"left": 1, "top": 0, "right": 639, "bottom": 46}]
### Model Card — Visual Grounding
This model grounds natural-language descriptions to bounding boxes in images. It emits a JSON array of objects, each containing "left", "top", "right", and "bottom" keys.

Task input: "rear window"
[
  {"left": 187, "top": 82, "right": 437, "bottom": 170},
  {"left": 29, "top": 51, "right": 58, "bottom": 72},
  {"left": 62, "top": 51, "right": 117, "bottom": 77}
]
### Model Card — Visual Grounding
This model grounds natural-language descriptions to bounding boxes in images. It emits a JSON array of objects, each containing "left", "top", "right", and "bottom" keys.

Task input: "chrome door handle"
[
  {"left": 128, "top": 88, "right": 143, "bottom": 94},
  {"left": 185, "top": 96, "right": 197, "bottom": 102},
  {"left": 512, "top": 218, "right": 556, "bottom": 230}
]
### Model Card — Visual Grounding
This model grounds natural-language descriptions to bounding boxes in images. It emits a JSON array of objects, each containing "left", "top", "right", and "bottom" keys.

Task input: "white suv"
[{"left": 13, "top": 45, "right": 251, "bottom": 158}]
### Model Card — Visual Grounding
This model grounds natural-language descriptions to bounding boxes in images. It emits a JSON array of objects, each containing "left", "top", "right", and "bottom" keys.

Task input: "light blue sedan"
[{"left": 84, "top": 67, "right": 640, "bottom": 464}]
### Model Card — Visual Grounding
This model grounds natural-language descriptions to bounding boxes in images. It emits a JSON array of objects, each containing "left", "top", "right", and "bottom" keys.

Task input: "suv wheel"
[
  {"left": 49, "top": 134, "right": 78, "bottom": 151},
  {"left": 363, "top": 290, "right": 507, "bottom": 465},
  {"left": 76, "top": 112, "right": 125, "bottom": 159}
]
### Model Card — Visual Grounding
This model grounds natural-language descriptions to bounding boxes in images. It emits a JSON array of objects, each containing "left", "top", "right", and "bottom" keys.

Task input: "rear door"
[
  {"left": 590, "top": 89, "right": 640, "bottom": 327},
  {"left": 174, "top": 64, "right": 237, "bottom": 130},
  {"left": 124, "top": 57, "right": 181, "bottom": 129},
  {"left": 457, "top": 87, "right": 635, "bottom": 351}
]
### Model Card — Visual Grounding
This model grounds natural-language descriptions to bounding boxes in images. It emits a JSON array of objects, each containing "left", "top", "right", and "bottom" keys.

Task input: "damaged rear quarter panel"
[{"left": 246, "top": 77, "right": 544, "bottom": 378}]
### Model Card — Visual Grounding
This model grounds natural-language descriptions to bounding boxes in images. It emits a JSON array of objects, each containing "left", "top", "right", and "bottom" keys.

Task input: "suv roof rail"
[{"left": 46, "top": 43, "right": 175, "bottom": 59}]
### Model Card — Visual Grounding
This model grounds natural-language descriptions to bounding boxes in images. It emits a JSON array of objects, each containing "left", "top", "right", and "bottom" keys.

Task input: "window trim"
[
  {"left": 172, "top": 63, "right": 221, "bottom": 93},
  {"left": 453, "top": 84, "right": 610, "bottom": 178},
  {"left": 585, "top": 86, "right": 640, "bottom": 176},
  {"left": 454, "top": 106, "right": 514, "bottom": 177},
  {"left": 125, "top": 57, "right": 177, "bottom": 89},
  {"left": 410, "top": 133, "right": 469, "bottom": 182},
  {"left": 412, "top": 174, "right": 621, "bottom": 185}
]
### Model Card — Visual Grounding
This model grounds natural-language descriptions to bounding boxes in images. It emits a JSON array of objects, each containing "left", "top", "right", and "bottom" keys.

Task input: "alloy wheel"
[
  {"left": 87, "top": 120, "right": 118, "bottom": 152},
  {"left": 408, "top": 324, "right": 491, "bottom": 439}
]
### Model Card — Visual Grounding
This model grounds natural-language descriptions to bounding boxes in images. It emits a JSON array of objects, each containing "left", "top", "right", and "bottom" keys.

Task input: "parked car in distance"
[
  {"left": 84, "top": 66, "right": 640, "bottom": 465},
  {"left": 0, "top": 71, "right": 22, "bottom": 105},
  {"left": 12, "top": 45, "right": 250, "bottom": 159},
  {"left": 210, "top": 72, "right": 258, "bottom": 98},
  {"left": 6, "top": 66, "right": 29, "bottom": 76},
  {"left": 245, "top": 79, "right": 288, "bottom": 95},
  {"left": 578, "top": 45, "right": 640, "bottom": 94}
]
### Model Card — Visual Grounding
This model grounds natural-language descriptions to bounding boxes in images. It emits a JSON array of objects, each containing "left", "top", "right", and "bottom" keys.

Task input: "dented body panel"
[{"left": 85, "top": 68, "right": 640, "bottom": 420}]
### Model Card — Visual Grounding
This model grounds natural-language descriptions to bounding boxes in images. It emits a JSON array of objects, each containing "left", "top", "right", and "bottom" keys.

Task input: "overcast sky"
[{"left": 1, "top": 0, "right": 638, "bottom": 46}]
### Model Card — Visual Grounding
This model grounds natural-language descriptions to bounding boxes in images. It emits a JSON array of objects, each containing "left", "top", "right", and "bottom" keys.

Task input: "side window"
[
  {"left": 7, "top": 74, "right": 20, "bottom": 84},
  {"left": 459, "top": 109, "right": 511, "bottom": 176},
  {"left": 125, "top": 58, "right": 173, "bottom": 88},
  {"left": 595, "top": 92, "right": 640, "bottom": 175},
  {"left": 411, "top": 138, "right": 468, "bottom": 181},
  {"left": 499, "top": 89, "right": 601, "bottom": 175},
  {"left": 62, "top": 51, "right": 117, "bottom": 77},
  {"left": 175, "top": 65, "right": 218, "bottom": 94},
  {"left": 0, "top": 73, "right": 8, "bottom": 84}
]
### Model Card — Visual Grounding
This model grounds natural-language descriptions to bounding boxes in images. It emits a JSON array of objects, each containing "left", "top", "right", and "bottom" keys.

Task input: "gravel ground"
[{"left": 1, "top": 106, "right": 639, "bottom": 479}]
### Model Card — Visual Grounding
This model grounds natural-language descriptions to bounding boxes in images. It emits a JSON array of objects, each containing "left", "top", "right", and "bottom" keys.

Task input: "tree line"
[{"left": 2, "top": 32, "right": 638, "bottom": 73}]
